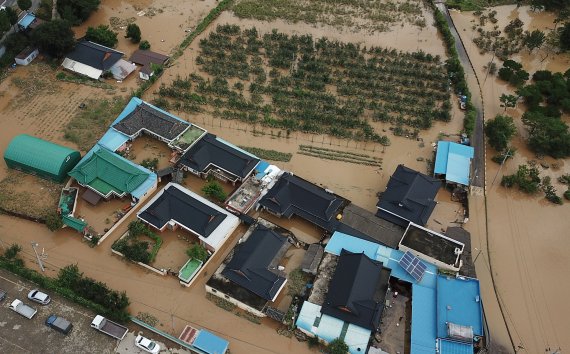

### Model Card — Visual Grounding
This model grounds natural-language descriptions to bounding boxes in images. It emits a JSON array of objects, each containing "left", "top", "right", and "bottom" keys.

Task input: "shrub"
[
  {"left": 202, "top": 180, "right": 227, "bottom": 202},
  {"left": 125, "top": 23, "right": 141, "bottom": 43},
  {"left": 45, "top": 211, "right": 63, "bottom": 231},
  {"left": 4, "top": 244, "right": 22, "bottom": 259},
  {"left": 564, "top": 189, "right": 570, "bottom": 200},
  {"left": 327, "top": 338, "right": 349, "bottom": 354},
  {"left": 139, "top": 40, "right": 151, "bottom": 50},
  {"left": 187, "top": 244, "right": 208, "bottom": 262},
  {"left": 85, "top": 25, "right": 118, "bottom": 48}
]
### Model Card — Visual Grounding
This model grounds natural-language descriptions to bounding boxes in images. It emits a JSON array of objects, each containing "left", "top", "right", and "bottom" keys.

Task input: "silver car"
[{"left": 27, "top": 289, "right": 51, "bottom": 305}]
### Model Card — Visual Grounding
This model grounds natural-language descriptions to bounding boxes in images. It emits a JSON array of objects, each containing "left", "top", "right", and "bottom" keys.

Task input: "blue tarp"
[
  {"left": 434, "top": 141, "right": 474, "bottom": 186},
  {"left": 255, "top": 160, "right": 271, "bottom": 179},
  {"left": 439, "top": 339, "right": 474, "bottom": 354},
  {"left": 411, "top": 284, "right": 437, "bottom": 354},
  {"left": 296, "top": 301, "right": 371, "bottom": 354},
  {"left": 436, "top": 275, "right": 483, "bottom": 338},
  {"left": 193, "top": 330, "right": 229, "bottom": 354},
  {"left": 325, "top": 232, "right": 437, "bottom": 289},
  {"left": 18, "top": 13, "right": 35, "bottom": 28}
]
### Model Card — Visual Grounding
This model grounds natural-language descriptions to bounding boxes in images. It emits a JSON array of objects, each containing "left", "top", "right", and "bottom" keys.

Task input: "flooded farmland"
[{"left": 452, "top": 5, "right": 570, "bottom": 354}]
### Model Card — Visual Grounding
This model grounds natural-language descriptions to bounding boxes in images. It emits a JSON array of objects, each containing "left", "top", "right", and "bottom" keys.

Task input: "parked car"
[
  {"left": 45, "top": 314, "right": 73, "bottom": 335},
  {"left": 135, "top": 335, "right": 161, "bottom": 354},
  {"left": 9, "top": 299, "right": 37, "bottom": 319},
  {"left": 91, "top": 315, "right": 128, "bottom": 340},
  {"left": 0, "top": 289, "right": 6, "bottom": 302},
  {"left": 27, "top": 289, "right": 51, "bottom": 305}
]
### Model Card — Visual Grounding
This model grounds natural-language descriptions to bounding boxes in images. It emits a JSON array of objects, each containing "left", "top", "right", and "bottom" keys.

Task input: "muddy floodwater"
[{"left": 452, "top": 6, "right": 570, "bottom": 353}]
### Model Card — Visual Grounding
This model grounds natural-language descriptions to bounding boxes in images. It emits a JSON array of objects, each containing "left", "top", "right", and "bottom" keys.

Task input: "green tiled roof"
[
  {"left": 62, "top": 215, "right": 88, "bottom": 232},
  {"left": 69, "top": 148, "right": 149, "bottom": 197}
]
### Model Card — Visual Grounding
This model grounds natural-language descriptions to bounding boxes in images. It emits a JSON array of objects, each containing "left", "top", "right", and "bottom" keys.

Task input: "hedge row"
[
  {"left": 0, "top": 253, "right": 130, "bottom": 323},
  {"left": 429, "top": 2, "right": 477, "bottom": 136}
]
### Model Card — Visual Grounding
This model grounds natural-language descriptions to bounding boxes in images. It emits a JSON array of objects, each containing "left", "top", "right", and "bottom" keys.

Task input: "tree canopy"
[
  {"left": 522, "top": 111, "right": 570, "bottom": 158},
  {"left": 327, "top": 339, "right": 349, "bottom": 354},
  {"left": 125, "top": 23, "right": 141, "bottom": 43},
  {"left": 498, "top": 60, "right": 529, "bottom": 87},
  {"left": 201, "top": 180, "right": 227, "bottom": 202},
  {"left": 523, "top": 30, "right": 545, "bottom": 52},
  {"left": 31, "top": 20, "right": 75, "bottom": 57},
  {"left": 57, "top": 0, "right": 100, "bottom": 25},
  {"left": 0, "top": 11, "right": 10, "bottom": 36},
  {"left": 485, "top": 115, "right": 516, "bottom": 152},
  {"left": 85, "top": 25, "right": 118, "bottom": 48},
  {"left": 17, "top": 0, "right": 32, "bottom": 11},
  {"left": 560, "top": 23, "right": 570, "bottom": 52}
]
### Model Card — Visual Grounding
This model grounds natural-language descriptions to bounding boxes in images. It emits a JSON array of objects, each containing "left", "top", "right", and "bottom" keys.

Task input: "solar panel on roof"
[{"left": 399, "top": 251, "right": 427, "bottom": 282}]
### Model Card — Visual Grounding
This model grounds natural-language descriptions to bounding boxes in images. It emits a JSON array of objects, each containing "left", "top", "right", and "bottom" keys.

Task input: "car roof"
[
  {"left": 35, "top": 292, "right": 49, "bottom": 301},
  {"left": 138, "top": 336, "right": 152, "bottom": 346}
]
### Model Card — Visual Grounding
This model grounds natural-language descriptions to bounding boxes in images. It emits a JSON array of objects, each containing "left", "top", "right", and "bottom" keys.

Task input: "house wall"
[
  {"left": 205, "top": 285, "right": 267, "bottom": 318},
  {"left": 398, "top": 244, "right": 461, "bottom": 272},
  {"left": 15, "top": 49, "right": 39, "bottom": 66}
]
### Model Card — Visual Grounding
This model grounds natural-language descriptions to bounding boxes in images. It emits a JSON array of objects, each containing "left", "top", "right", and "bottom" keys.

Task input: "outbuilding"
[{"left": 3, "top": 134, "right": 81, "bottom": 183}]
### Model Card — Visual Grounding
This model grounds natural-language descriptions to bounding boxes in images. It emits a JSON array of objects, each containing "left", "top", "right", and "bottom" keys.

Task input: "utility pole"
[
  {"left": 31, "top": 242, "right": 45, "bottom": 272},
  {"left": 491, "top": 148, "right": 513, "bottom": 186}
]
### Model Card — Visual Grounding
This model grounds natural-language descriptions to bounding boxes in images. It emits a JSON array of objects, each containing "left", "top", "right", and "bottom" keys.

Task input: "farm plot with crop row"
[
  {"left": 232, "top": 0, "right": 427, "bottom": 32},
  {"left": 154, "top": 25, "right": 451, "bottom": 145}
]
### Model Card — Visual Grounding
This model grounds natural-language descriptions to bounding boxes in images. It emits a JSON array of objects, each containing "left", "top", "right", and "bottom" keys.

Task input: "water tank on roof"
[{"left": 447, "top": 322, "right": 474, "bottom": 342}]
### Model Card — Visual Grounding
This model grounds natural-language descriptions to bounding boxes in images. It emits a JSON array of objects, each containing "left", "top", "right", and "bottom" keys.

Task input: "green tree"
[
  {"left": 139, "top": 40, "right": 151, "bottom": 50},
  {"left": 523, "top": 30, "right": 545, "bottom": 51},
  {"left": 522, "top": 110, "right": 570, "bottom": 158},
  {"left": 0, "top": 11, "right": 10, "bottom": 35},
  {"left": 5, "top": 7, "right": 18, "bottom": 29},
  {"left": 498, "top": 60, "right": 529, "bottom": 87},
  {"left": 17, "top": 0, "right": 32, "bottom": 11},
  {"left": 85, "top": 25, "right": 118, "bottom": 48},
  {"left": 327, "top": 338, "right": 349, "bottom": 354},
  {"left": 45, "top": 211, "right": 64, "bottom": 231},
  {"left": 31, "top": 20, "right": 75, "bottom": 57},
  {"left": 57, "top": 0, "right": 100, "bottom": 25},
  {"left": 560, "top": 23, "right": 570, "bottom": 51},
  {"left": 485, "top": 114, "right": 516, "bottom": 152},
  {"left": 499, "top": 93, "right": 518, "bottom": 111},
  {"left": 186, "top": 244, "right": 209, "bottom": 262},
  {"left": 202, "top": 180, "right": 227, "bottom": 202},
  {"left": 125, "top": 23, "right": 141, "bottom": 43}
]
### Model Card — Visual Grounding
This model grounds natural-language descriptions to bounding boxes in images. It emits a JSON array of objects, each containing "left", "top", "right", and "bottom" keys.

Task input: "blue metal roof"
[
  {"left": 255, "top": 160, "right": 271, "bottom": 179},
  {"left": 325, "top": 232, "right": 437, "bottom": 289},
  {"left": 98, "top": 129, "right": 129, "bottom": 152},
  {"left": 296, "top": 301, "right": 371, "bottom": 354},
  {"left": 411, "top": 284, "right": 437, "bottom": 354},
  {"left": 439, "top": 339, "right": 474, "bottom": 354},
  {"left": 436, "top": 275, "right": 483, "bottom": 338},
  {"left": 193, "top": 330, "right": 229, "bottom": 354},
  {"left": 18, "top": 13, "right": 35, "bottom": 28},
  {"left": 434, "top": 141, "right": 474, "bottom": 186}
]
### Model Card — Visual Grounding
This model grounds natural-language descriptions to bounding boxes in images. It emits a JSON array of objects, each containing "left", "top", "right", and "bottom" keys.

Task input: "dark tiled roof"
[
  {"left": 258, "top": 173, "right": 346, "bottom": 231},
  {"left": 376, "top": 164, "right": 441, "bottom": 227},
  {"left": 129, "top": 50, "right": 170, "bottom": 66},
  {"left": 179, "top": 133, "right": 260, "bottom": 180},
  {"left": 221, "top": 225, "right": 288, "bottom": 300},
  {"left": 65, "top": 40, "right": 123, "bottom": 71},
  {"left": 321, "top": 250, "right": 388, "bottom": 330},
  {"left": 138, "top": 185, "right": 226, "bottom": 237},
  {"left": 113, "top": 102, "right": 189, "bottom": 140}
]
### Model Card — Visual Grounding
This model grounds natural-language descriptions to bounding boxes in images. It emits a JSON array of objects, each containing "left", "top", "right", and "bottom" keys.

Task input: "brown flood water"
[{"left": 453, "top": 6, "right": 570, "bottom": 353}]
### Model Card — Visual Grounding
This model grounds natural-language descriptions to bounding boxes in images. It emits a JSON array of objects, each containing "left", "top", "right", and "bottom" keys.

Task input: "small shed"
[
  {"left": 434, "top": 141, "right": 474, "bottom": 186},
  {"left": 4, "top": 134, "right": 81, "bottom": 183},
  {"left": 15, "top": 47, "right": 39, "bottom": 66}
]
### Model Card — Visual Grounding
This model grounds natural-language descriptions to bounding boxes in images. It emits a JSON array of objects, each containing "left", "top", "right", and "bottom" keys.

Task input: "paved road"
[{"left": 436, "top": 3, "right": 486, "bottom": 189}]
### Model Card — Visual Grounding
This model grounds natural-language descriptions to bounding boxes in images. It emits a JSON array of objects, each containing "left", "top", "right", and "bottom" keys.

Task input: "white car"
[
  {"left": 135, "top": 335, "right": 160, "bottom": 354},
  {"left": 27, "top": 289, "right": 51, "bottom": 305}
]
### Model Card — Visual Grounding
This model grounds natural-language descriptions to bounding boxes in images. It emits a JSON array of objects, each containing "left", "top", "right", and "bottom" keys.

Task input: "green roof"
[
  {"left": 4, "top": 134, "right": 81, "bottom": 182},
  {"left": 62, "top": 215, "right": 88, "bottom": 232},
  {"left": 69, "top": 148, "right": 149, "bottom": 197}
]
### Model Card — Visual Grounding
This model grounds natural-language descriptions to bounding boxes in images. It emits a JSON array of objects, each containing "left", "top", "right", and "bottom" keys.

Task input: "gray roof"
[
  {"left": 221, "top": 225, "right": 288, "bottom": 300},
  {"left": 113, "top": 102, "right": 190, "bottom": 140},
  {"left": 65, "top": 40, "right": 123, "bottom": 71}
]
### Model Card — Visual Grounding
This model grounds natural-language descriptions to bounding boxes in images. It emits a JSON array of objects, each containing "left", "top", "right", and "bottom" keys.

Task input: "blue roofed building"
[
  {"left": 436, "top": 275, "right": 483, "bottom": 338},
  {"left": 411, "top": 285, "right": 437, "bottom": 354},
  {"left": 434, "top": 141, "right": 475, "bottom": 186},
  {"left": 17, "top": 12, "right": 44, "bottom": 31},
  {"left": 192, "top": 330, "right": 229, "bottom": 354}
]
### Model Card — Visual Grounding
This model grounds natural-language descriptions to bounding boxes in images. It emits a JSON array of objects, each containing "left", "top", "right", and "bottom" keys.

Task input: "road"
[{"left": 435, "top": 2, "right": 485, "bottom": 189}]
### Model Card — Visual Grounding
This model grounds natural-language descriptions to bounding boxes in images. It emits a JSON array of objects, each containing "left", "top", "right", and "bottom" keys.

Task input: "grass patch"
[
  {"left": 63, "top": 96, "right": 126, "bottom": 151},
  {"left": 445, "top": 0, "right": 523, "bottom": 11},
  {"left": 55, "top": 71, "right": 114, "bottom": 89},
  {"left": 206, "top": 292, "right": 237, "bottom": 311},
  {"left": 0, "top": 170, "right": 61, "bottom": 220},
  {"left": 298, "top": 145, "right": 382, "bottom": 167},
  {"left": 232, "top": 0, "right": 427, "bottom": 32},
  {"left": 112, "top": 221, "right": 163, "bottom": 264},
  {"left": 10, "top": 64, "right": 60, "bottom": 107},
  {"left": 238, "top": 146, "right": 292, "bottom": 162},
  {"left": 287, "top": 268, "right": 310, "bottom": 296}
]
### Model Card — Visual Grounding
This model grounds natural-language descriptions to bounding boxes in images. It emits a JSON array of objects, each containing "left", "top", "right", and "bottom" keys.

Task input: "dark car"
[
  {"left": 0, "top": 289, "right": 6, "bottom": 302},
  {"left": 45, "top": 314, "right": 73, "bottom": 335}
]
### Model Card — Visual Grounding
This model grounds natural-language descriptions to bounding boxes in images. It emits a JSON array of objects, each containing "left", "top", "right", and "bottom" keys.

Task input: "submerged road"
[{"left": 435, "top": 2, "right": 485, "bottom": 189}]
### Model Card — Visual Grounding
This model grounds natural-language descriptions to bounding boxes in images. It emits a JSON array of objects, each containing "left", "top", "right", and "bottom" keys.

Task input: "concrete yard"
[{"left": 0, "top": 269, "right": 190, "bottom": 354}]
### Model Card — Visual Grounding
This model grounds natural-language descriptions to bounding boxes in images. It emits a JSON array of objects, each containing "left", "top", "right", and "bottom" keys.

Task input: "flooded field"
[{"left": 452, "top": 5, "right": 570, "bottom": 353}]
